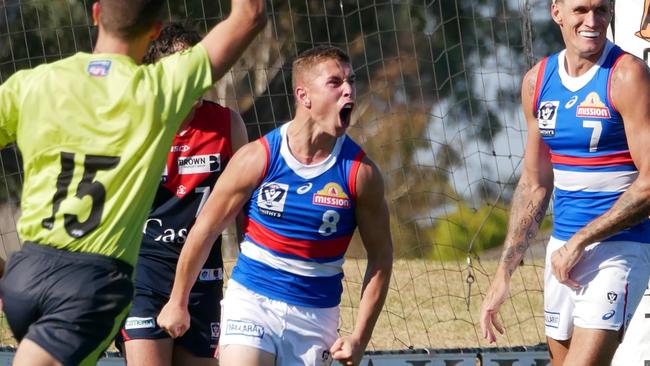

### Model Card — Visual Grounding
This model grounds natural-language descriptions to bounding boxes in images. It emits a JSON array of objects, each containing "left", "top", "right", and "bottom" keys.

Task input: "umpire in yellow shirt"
[{"left": 0, "top": 1, "right": 265, "bottom": 365}]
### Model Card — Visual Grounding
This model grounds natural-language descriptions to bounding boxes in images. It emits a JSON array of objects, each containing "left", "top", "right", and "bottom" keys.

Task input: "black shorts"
[
  {"left": 115, "top": 277, "right": 222, "bottom": 358},
  {"left": 0, "top": 242, "right": 133, "bottom": 366}
]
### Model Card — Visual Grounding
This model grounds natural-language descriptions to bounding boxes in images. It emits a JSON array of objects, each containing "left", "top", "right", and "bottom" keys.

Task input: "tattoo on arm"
[
  {"left": 577, "top": 189, "right": 650, "bottom": 244},
  {"left": 524, "top": 62, "right": 540, "bottom": 104},
  {"left": 499, "top": 181, "right": 549, "bottom": 274},
  {"left": 526, "top": 74, "right": 536, "bottom": 101}
]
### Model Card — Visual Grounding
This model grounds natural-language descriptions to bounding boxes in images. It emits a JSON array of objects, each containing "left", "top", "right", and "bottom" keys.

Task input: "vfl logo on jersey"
[
  {"left": 576, "top": 92, "right": 611, "bottom": 118},
  {"left": 537, "top": 101, "right": 559, "bottom": 137},
  {"left": 257, "top": 182, "right": 289, "bottom": 218},
  {"left": 312, "top": 182, "right": 350, "bottom": 208},
  {"left": 87, "top": 60, "right": 111, "bottom": 77},
  {"left": 177, "top": 154, "right": 221, "bottom": 175}
]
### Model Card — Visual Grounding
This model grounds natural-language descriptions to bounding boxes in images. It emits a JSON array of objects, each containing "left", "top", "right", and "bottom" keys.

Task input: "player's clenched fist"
[
  {"left": 330, "top": 335, "right": 364, "bottom": 366},
  {"left": 157, "top": 301, "right": 191, "bottom": 339},
  {"left": 550, "top": 243, "right": 582, "bottom": 289}
]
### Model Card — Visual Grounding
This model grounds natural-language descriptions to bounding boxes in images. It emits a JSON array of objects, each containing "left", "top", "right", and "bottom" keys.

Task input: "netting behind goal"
[{"left": 0, "top": 0, "right": 563, "bottom": 351}]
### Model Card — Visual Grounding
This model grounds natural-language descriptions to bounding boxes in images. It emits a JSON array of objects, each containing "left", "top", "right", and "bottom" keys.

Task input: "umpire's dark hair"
[
  {"left": 143, "top": 23, "right": 202, "bottom": 64},
  {"left": 98, "top": 0, "right": 165, "bottom": 40}
]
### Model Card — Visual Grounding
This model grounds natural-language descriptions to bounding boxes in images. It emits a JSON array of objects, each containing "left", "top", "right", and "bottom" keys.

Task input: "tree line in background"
[{"left": 0, "top": 0, "right": 563, "bottom": 259}]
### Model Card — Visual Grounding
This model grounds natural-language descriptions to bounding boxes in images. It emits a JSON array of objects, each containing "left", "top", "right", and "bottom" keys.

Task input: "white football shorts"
[
  {"left": 544, "top": 237, "right": 650, "bottom": 341},
  {"left": 219, "top": 279, "right": 339, "bottom": 366}
]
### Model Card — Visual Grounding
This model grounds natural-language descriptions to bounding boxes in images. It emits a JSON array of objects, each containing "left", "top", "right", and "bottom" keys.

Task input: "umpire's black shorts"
[{"left": 0, "top": 242, "right": 133, "bottom": 366}]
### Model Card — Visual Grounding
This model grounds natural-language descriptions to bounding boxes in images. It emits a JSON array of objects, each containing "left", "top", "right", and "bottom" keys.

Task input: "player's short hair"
[
  {"left": 98, "top": 0, "right": 165, "bottom": 40},
  {"left": 292, "top": 45, "right": 351, "bottom": 90},
  {"left": 143, "top": 23, "right": 202, "bottom": 64}
]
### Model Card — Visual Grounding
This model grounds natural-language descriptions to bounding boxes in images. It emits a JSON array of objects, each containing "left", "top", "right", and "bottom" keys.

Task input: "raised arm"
[
  {"left": 330, "top": 157, "right": 393, "bottom": 365},
  {"left": 201, "top": 0, "right": 267, "bottom": 83},
  {"left": 551, "top": 54, "right": 650, "bottom": 284},
  {"left": 480, "top": 62, "right": 554, "bottom": 343},
  {"left": 157, "top": 139, "right": 265, "bottom": 338}
]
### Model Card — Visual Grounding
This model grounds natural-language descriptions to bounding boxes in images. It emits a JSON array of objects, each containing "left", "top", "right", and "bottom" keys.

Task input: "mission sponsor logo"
[
  {"left": 537, "top": 101, "right": 559, "bottom": 137},
  {"left": 87, "top": 60, "right": 111, "bottom": 77},
  {"left": 257, "top": 182, "right": 289, "bottom": 217},
  {"left": 576, "top": 92, "right": 611, "bottom": 118},
  {"left": 177, "top": 154, "right": 221, "bottom": 174},
  {"left": 124, "top": 317, "right": 156, "bottom": 330},
  {"left": 312, "top": 182, "right": 350, "bottom": 208}
]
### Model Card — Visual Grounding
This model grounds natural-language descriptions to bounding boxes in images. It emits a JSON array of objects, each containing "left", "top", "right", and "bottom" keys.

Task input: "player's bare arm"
[
  {"left": 229, "top": 109, "right": 248, "bottom": 243},
  {"left": 480, "top": 62, "right": 554, "bottom": 343},
  {"left": 330, "top": 157, "right": 393, "bottom": 365},
  {"left": 201, "top": 0, "right": 267, "bottom": 83},
  {"left": 158, "top": 140, "right": 266, "bottom": 338},
  {"left": 229, "top": 109, "right": 249, "bottom": 152},
  {"left": 551, "top": 55, "right": 650, "bottom": 283},
  {"left": 500, "top": 62, "right": 554, "bottom": 275}
]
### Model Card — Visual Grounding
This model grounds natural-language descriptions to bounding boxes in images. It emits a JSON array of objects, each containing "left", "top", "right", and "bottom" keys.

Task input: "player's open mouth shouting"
[{"left": 339, "top": 102, "right": 354, "bottom": 129}]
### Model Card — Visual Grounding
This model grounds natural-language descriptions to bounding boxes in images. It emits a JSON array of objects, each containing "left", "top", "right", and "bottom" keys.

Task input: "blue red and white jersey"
[
  {"left": 137, "top": 101, "right": 233, "bottom": 294},
  {"left": 231, "top": 122, "right": 366, "bottom": 308},
  {"left": 534, "top": 41, "right": 650, "bottom": 242}
]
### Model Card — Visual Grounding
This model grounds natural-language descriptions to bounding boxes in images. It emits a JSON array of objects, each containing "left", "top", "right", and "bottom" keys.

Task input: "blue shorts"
[
  {"left": 115, "top": 261, "right": 222, "bottom": 358},
  {"left": 0, "top": 242, "right": 133, "bottom": 366}
]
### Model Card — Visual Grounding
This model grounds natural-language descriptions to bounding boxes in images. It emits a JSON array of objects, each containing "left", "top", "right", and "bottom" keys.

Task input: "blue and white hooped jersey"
[
  {"left": 534, "top": 40, "right": 650, "bottom": 242},
  {"left": 231, "top": 123, "right": 365, "bottom": 308}
]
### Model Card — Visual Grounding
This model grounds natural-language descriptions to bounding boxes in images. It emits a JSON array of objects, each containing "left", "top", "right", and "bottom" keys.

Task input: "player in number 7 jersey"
[
  {"left": 0, "top": 1, "right": 265, "bottom": 366},
  {"left": 480, "top": 1, "right": 650, "bottom": 365}
]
